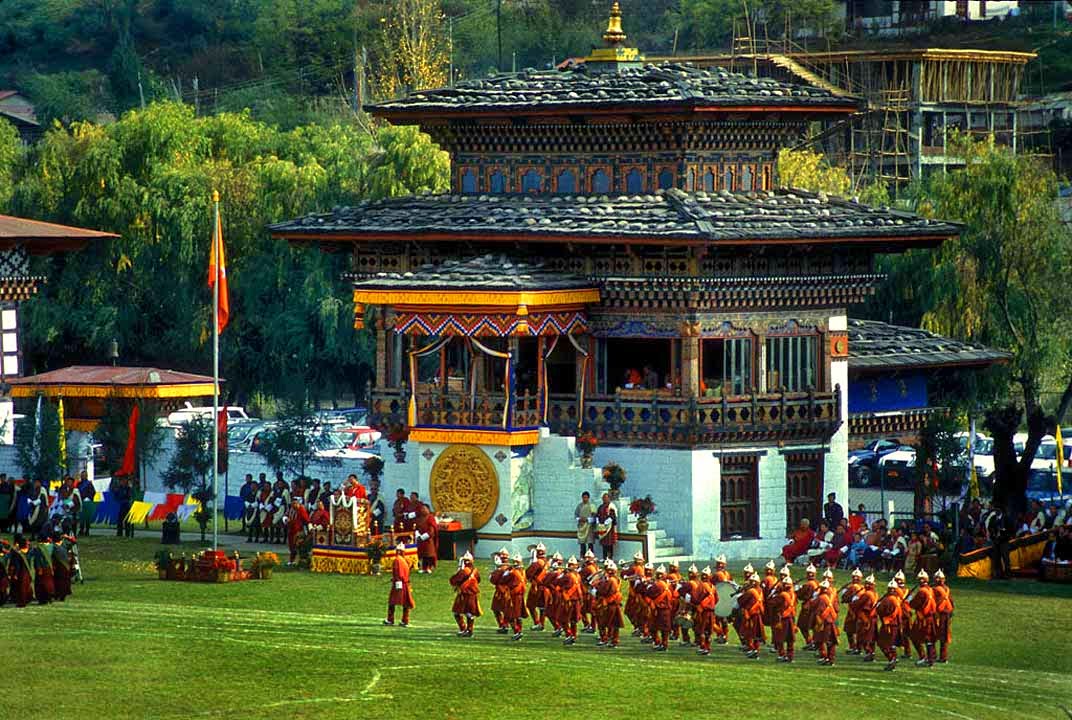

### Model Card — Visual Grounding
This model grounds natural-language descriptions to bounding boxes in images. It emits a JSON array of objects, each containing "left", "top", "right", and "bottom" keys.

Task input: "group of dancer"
[
  {"left": 384, "top": 545, "right": 954, "bottom": 671},
  {"left": 1, "top": 530, "right": 80, "bottom": 608}
]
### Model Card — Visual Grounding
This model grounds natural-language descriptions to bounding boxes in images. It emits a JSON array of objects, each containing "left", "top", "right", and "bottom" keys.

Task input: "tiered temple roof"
[
  {"left": 271, "top": 188, "right": 959, "bottom": 247},
  {"left": 846, "top": 319, "right": 1011, "bottom": 373},
  {"left": 369, "top": 62, "right": 859, "bottom": 119}
]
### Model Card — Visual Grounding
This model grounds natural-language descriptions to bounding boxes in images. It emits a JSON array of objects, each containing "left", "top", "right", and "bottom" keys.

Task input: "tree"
[
  {"left": 913, "top": 412, "right": 967, "bottom": 515},
  {"left": 371, "top": 0, "right": 450, "bottom": 99},
  {"left": 21, "top": 71, "right": 115, "bottom": 125},
  {"left": 162, "top": 416, "right": 214, "bottom": 541},
  {"left": 776, "top": 148, "right": 889, "bottom": 205},
  {"left": 95, "top": 396, "right": 166, "bottom": 483},
  {"left": 894, "top": 133, "right": 1072, "bottom": 515},
  {"left": 15, "top": 397, "right": 65, "bottom": 483},
  {"left": 259, "top": 391, "right": 339, "bottom": 480},
  {"left": 0, "top": 118, "right": 20, "bottom": 213}
]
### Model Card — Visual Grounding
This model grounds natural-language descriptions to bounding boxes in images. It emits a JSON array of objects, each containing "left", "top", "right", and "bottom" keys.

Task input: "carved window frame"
[
  {"left": 457, "top": 165, "right": 480, "bottom": 194},
  {"left": 621, "top": 164, "right": 646, "bottom": 194},
  {"left": 654, "top": 163, "right": 676, "bottom": 191},
  {"left": 517, "top": 165, "right": 545, "bottom": 194},
  {"left": 588, "top": 164, "right": 613, "bottom": 194},
  {"left": 486, "top": 166, "right": 509, "bottom": 193},
  {"left": 553, "top": 165, "right": 581, "bottom": 194}
]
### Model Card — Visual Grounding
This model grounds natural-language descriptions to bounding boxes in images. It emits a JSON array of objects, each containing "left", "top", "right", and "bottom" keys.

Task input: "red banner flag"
[
  {"left": 217, "top": 405, "right": 228, "bottom": 474},
  {"left": 117, "top": 404, "right": 140, "bottom": 477},
  {"left": 208, "top": 198, "right": 230, "bottom": 334}
]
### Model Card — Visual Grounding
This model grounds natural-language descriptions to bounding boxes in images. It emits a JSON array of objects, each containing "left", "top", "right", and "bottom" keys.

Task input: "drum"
[
  {"left": 674, "top": 609, "right": 694, "bottom": 629},
  {"left": 714, "top": 581, "right": 739, "bottom": 618}
]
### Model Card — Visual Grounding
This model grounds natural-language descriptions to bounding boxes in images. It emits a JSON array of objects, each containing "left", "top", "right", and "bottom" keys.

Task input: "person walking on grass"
[{"left": 385, "top": 542, "right": 415, "bottom": 627}]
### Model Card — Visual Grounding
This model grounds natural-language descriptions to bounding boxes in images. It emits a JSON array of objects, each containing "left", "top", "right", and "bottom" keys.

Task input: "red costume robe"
[
  {"left": 813, "top": 590, "right": 839, "bottom": 661},
  {"left": 51, "top": 542, "right": 71, "bottom": 602},
  {"left": 691, "top": 579, "right": 717, "bottom": 652},
  {"left": 386, "top": 552, "right": 414, "bottom": 625},
  {"left": 501, "top": 566, "right": 528, "bottom": 632},
  {"left": 309, "top": 508, "right": 330, "bottom": 528},
  {"left": 933, "top": 582, "right": 954, "bottom": 661},
  {"left": 596, "top": 502, "right": 617, "bottom": 548},
  {"left": 737, "top": 585, "right": 765, "bottom": 652},
  {"left": 392, "top": 497, "right": 412, "bottom": 532},
  {"left": 908, "top": 584, "right": 937, "bottom": 662},
  {"left": 9, "top": 546, "right": 33, "bottom": 608},
  {"left": 286, "top": 505, "right": 310, "bottom": 550},
  {"left": 415, "top": 512, "right": 438, "bottom": 569},
  {"left": 875, "top": 592, "right": 903, "bottom": 661},
  {"left": 851, "top": 587, "right": 878, "bottom": 654},
  {"left": 525, "top": 557, "right": 549, "bottom": 625},
  {"left": 644, "top": 578, "right": 674, "bottom": 648},
  {"left": 596, "top": 575, "right": 624, "bottom": 645},
  {"left": 840, "top": 580, "right": 863, "bottom": 648},
  {"left": 796, "top": 578, "right": 819, "bottom": 643},
  {"left": 556, "top": 569, "right": 583, "bottom": 638},
  {"left": 770, "top": 587, "right": 797, "bottom": 659},
  {"left": 490, "top": 563, "right": 511, "bottom": 627},
  {"left": 449, "top": 566, "right": 482, "bottom": 617}
]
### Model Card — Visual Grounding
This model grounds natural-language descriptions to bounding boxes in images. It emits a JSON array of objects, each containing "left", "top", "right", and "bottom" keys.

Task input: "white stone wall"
[
  {"left": 530, "top": 431, "right": 603, "bottom": 532},
  {"left": 689, "top": 451, "right": 721, "bottom": 558},
  {"left": 827, "top": 311, "right": 850, "bottom": 511}
]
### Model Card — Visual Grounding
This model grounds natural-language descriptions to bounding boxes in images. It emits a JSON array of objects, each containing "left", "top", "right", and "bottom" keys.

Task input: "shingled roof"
[
  {"left": 847, "top": 319, "right": 1011, "bottom": 373},
  {"left": 349, "top": 254, "right": 594, "bottom": 292},
  {"left": 270, "top": 188, "right": 959, "bottom": 247},
  {"left": 369, "top": 63, "right": 859, "bottom": 118}
]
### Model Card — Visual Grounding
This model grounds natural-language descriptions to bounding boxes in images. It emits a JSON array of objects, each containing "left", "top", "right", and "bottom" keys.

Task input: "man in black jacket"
[{"left": 111, "top": 476, "right": 133, "bottom": 538}]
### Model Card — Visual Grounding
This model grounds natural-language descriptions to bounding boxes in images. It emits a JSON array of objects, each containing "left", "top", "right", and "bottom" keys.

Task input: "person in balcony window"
[
  {"left": 622, "top": 368, "right": 642, "bottom": 389},
  {"left": 642, "top": 365, "right": 659, "bottom": 390}
]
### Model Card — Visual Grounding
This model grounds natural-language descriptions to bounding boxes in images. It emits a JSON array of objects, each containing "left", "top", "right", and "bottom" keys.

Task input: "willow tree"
[{"left": 908, "top": 134, "right": 1072, "bottom": 514}]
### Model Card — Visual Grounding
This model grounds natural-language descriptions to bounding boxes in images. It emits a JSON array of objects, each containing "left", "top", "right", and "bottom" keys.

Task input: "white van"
[{"left": 166, "top": 402, "right": 251, "bottom": 426}]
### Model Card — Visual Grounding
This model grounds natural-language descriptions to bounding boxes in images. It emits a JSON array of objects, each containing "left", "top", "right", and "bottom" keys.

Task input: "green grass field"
[{"left": 6, "top": 536, "right": 1072, "bottom": 720}]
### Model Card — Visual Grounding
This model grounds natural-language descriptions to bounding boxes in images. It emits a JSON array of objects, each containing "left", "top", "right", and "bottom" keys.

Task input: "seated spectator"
[
  {"left": 845, "top": 530, "right": 868, "bottom": 568},
  {"left": 904, "top": 531, "right": 923, "bottom": 575},
  {"left": 1028, "top": 500, "right": 1046, "bottom": 534},
  {"left": 882, "top": 527, "right": 908, "bottom": 572},
  {"left": 781, "top": 518, "right": 815, "bottom": 564},
  {"left": 826, "top": 519, "right": 851, "bottom": 567},
  {"left": 848, "top": 504, "right": 867, "bottom": 534},
  {"left": 1044, "top": 504, "right": 1060, "bottom": 529},
  {"left": 862, "top": 522, "right": 886, "bottom": 568},
  {"left": 806, "top": 520, "right": 835, "bottom": 565},
  {"left": 920, "top": 522, "right": 943, "bottom": 554}
]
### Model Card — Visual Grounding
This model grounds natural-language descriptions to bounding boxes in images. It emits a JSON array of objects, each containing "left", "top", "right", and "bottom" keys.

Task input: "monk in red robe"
[
  {"left": 309, "top": 500, "right": 330, "bottom": 529},
  {"left": 285, "top": 498, "right": 310, "bottom": 566},
  {"left": 415, "top": 505, "right": 439, "bottom": 573},
  {"left": 392, "top": 489, "right": 411, "bottom": 533},
  {"left": 449, "top": 551, "right": 481, "bottom": 636},
  {"left": 908, "top": 569, "right": 938, "bottom": 666},
  {"left": 557, "top": 556, "right": 584, "bottom": 644},
  {"left": 384, "top": 542, "right": 415, "bottom": 626},
  {"left": 51, "top": 536, "right": 72, "bottom": 602},
  {"left": 596, "top": 559, "right": 625, "bottom": 648},
  {"left": 524, "top": 544, "right": 549, "bottom": 630},
  {"left": 781, "top": 518, "right": 815, "bottom": 564},
  {"left": 31, "top": 535, "right": 54, "bottom": 605},
  {"left": 932, "top": 569, "right": 954, "bottom": 663},
  {"left": 770, "top": 575, "right": 797, "bottom": 662},
  {"left": 875, "top": 580, "right": 903, "bottom": 671},
  {"left": 644, "top": 565, "right": 674, "bottom": 651}
]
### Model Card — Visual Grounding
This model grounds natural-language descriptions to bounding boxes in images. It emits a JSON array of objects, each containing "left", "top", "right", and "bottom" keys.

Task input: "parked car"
[
  {"left": 1013, "top": 433, "right": 1058, "bottom": 471},
  {"left": 167, "top": 403, "right": 251, "bottom": 426},
  {"left": 311, "top": 430, "right": 378, "bottom": 460},
  {"left": 1026, "top": 468, "right": 1072, "bottom": 501},
  {"left": 333, "top": 426, "right": 382, "bottom": 450},
  {"left": 876, "top": 445, "right": 917, "bottom": 489},
  {"left": 848, "top": 438, "right": 903, "bottom": 486},
  {"left": 227, "top": 421, "right": 268, "bottom": 450}
]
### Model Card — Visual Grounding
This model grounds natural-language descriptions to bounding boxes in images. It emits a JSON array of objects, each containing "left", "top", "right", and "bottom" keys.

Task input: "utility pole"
[
  {"left": 497, "top": 0, "right": 503, "bottom": 72},
  {"left": 353, "top": 46, "right": 362, "bottom": 114},
  {"left": 449, "top": 16, "right": 454, "bottom": 87},
  {"left": 137, "top": 69, "right": 145, "bottom": 109},
  {"left": 192, "top": 75, "right": 199, "bottom": 115}
]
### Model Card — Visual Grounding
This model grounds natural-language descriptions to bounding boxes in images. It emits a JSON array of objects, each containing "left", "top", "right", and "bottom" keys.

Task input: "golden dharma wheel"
[{"left": 429, "top": 445, "right": 500, "bottom": 530}]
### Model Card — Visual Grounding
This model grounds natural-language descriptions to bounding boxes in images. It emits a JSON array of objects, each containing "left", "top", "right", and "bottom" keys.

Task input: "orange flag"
[{"left": 208, "top": 197, "right": 230, "bottom": 334}]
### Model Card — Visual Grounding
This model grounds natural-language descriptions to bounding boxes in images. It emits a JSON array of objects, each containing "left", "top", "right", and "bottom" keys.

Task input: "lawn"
[{"left": 6, "top": 536, "right": 1072, "bottom": 720}]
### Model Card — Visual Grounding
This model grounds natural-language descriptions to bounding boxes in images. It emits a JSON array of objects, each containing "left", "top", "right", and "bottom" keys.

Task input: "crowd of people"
[
  {"left": 0, "top": 530, "right": 80, "bottom": 608},
  {"left": 384, "top": 547, "right": 953, "bottom": 671}
]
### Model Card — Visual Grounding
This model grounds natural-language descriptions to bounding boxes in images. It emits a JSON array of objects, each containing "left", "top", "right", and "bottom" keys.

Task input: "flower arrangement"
[
  {"left": 362, "top": 455, "right": 385, "bottom": 482},
  {"left": 251, "top": 551, "right": 280, "bottom": 579},
  {"left": 629, "top": 495, "right": 657, "bottom": 519},
  {"left": 576, "top": 431, "right": 599, "bottom": 454},
  {"left": 387, "top": 422, "right": 408, "bottom": 462},
  {"left": 366, "top": 536, "right": 388, "bottom": 568},
  {"left": 601, "top": 462, "right": 627, "bottom": 490}
]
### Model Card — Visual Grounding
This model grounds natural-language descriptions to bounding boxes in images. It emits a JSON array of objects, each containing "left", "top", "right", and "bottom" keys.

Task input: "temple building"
[{"left": 272, "top": 4, "right": 965, "bottom": 561}]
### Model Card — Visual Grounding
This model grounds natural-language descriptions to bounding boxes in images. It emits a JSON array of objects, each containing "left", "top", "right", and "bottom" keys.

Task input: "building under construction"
[{"left": 651, "top": 46, "right": 1039, "bottom": 192}]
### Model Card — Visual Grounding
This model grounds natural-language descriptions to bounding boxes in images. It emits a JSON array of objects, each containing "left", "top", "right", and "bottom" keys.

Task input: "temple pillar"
[
  {"left": 681, "top": 334, "right": 700, "bottom": 396},
  {"left": 374, "top": 315, "right": 387, "bottom": 389}
]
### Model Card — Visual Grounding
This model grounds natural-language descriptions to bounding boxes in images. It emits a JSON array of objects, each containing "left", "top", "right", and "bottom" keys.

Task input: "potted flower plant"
[
  {"left": 251, "top": 551, "right": 280, "bottom": 580},
  {"left": 366, "top": 537, "right": 387, "bottom": 575},
  {"left": 387, "top": 423, "right": 408, "bottom": 464},
  {"left": 363, "top": 454, "right": 385, "bottom": 484},
  {"left": 628, "top": 495, "right": 657, "bottom": 534},
  {"left": 575, "top": 431, "right": 598, "bottom": 469},
  {"left": 601, "top": 462, "right": 627, "bottom": 501}
]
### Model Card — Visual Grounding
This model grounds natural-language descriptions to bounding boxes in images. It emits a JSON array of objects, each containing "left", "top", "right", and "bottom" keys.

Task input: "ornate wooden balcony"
[
  {"left": 546, "top": 386, "right": 842, "bottom": 447},
  {"left": 369, "top": 386, "right": 540, "bottom": 431},
  {"left": 372, "top": 383, "right": 842, "bottom": 448}
]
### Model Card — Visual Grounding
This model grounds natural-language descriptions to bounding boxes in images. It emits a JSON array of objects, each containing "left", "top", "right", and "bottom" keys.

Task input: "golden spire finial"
[{"left": 603, "top": 1, "right": 627, "bottom": 46}]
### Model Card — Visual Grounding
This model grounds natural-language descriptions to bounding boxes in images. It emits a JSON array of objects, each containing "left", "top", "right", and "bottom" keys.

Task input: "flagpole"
[{"left": 212, "top": 189, "right": 220, "bottom": 550}]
